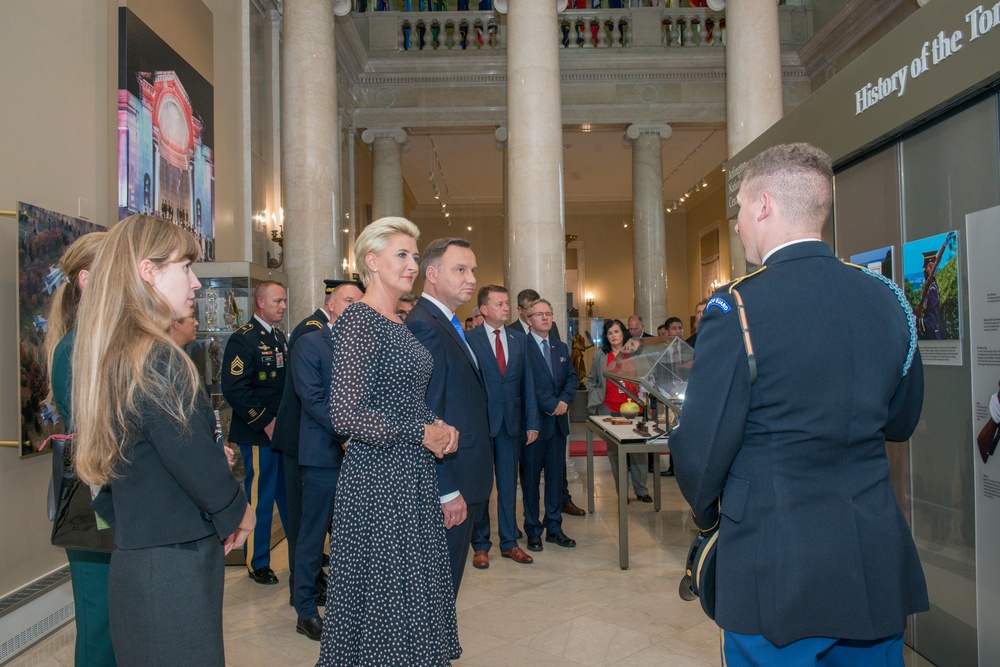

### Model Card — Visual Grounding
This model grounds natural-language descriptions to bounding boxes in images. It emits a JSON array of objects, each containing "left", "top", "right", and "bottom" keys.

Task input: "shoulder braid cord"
[{"left": 846, "top": 263, "right": 918, "bottom": 377}]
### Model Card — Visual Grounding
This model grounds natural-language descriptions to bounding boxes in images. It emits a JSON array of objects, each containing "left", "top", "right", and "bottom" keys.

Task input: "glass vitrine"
[{"left": 602, "top": 335, "right": 694, "bottom": 438}]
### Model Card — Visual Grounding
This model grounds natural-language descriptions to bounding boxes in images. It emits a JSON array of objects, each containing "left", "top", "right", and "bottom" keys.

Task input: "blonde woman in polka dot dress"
[{"left": 318, "top": 217, "right": 461, "bottom": 666}]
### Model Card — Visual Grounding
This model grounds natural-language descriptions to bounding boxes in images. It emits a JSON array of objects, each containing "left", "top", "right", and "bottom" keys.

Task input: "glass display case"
[
  {"left": 602, "top": 336, "right": 694, "bottom": 438},
  {"left": 188, "top": 262, "right": 289, "bottom": 442}
]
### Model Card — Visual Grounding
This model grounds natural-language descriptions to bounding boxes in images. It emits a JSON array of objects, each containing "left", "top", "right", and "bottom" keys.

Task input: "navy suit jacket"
[
  {"left": 467, "top": 325, "right": 539, "bottom": 439},
  {"left": 405, "top": 297, "right": 494, "bottom": 504},
  {"left": 525, "top": 334, "right": 577, "bottom": 440},
  {"left": 290, "top": 327, "right": 345, "bottom": 469},
  {"left": 670, "top": 241, "right": 927, "bottom": 647},
  {"left": 271, "top": 308, "right": 327, "bottom": 456}
]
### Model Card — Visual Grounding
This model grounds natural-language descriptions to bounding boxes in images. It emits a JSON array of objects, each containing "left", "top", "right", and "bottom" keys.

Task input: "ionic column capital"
[
  {"left": 624, "top": 123, "right": 673, "bottom": 146},
  {"left": 360, "top": 127, "right": 408, "bottom": 147}
]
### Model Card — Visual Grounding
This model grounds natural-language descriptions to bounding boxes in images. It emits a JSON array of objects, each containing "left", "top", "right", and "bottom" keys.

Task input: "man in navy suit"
[
  {"left": 467, "top": 285, "right": 539, "bottom": 568},
  {"left": 272, "top": 279, "right": 362, "bottom": 608},
  {"left": 287, "top": 282, "right": 361, "bottom": 640},
  {"left": 671, "top": 143, "right": 926, "bottom": 665},
  {"left": 523, "top": 298, "right": 578, "bottom": 551},
  {"left": 510, "top": 288, "right": 585, "bottom": 519},
  {"left": 405, "top": 238, "right": 494, "bottom": 596}
]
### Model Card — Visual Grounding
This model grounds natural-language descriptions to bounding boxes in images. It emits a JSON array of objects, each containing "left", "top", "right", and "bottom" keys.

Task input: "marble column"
[
  {"left": 505, "top": 1, "right": 566, "bottom": 336},
  {"left": 726, "top": 0, "right": 783, "bottom": 279},
  {"left": 281, "top": 0, "right": 340, "bottom": 324},
  {"left": 495, "top": 126, "right": 511, "bottom": 289},
  {"left": 361, "top": 128, "right": 408, "bottom": 221},
  {"left": 626, "top": 123, "right": 671, "bottom": 332}
]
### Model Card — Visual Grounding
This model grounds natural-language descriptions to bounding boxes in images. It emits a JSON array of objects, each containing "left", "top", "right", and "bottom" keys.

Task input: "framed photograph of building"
[{"left": 118, "top": 8, "right": 216, "bottom": 260}]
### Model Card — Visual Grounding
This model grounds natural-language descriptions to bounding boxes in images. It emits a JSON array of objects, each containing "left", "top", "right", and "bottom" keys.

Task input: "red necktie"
[{"left": 494, "top": 329, "right": 506, "bottom": 376}]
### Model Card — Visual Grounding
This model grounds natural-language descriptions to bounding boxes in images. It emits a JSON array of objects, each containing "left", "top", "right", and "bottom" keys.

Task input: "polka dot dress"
[{"left": 318, "top": 302, "right": 460, "bottom": 667}]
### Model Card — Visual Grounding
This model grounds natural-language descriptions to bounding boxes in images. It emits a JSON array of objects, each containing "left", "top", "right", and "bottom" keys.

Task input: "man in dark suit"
[
  {"left": 405, "top": 238, "right": 494, "bottom": 596},
  {"left": 221, "top": 280, "right": 289, "bottom": 585},
  {"left": 627, "top": 314, "right": 655, "bottom": 339},
  {"left": 684, "top": 299, "right": 707, "bottom": 348},
  {"left": 510, "top": 288, "right": 585, "bottom": 519},
  {"left": 467, "top": 285, "right": 539, "bottom": 569},
  {"left": 509, "top": 288, "right": 561, "bottom": 342},
  {"left": 272, "top": 279, "right": 362, "bottom": 607},
  {"left": 523, "top": 298, "right": 578, "bottom": 551},
  {"left": 288, "top": 322, "right": 349, "bottom": 641},
  {"left": 671, "top": 143, "right": 926, "bottom": 664}
]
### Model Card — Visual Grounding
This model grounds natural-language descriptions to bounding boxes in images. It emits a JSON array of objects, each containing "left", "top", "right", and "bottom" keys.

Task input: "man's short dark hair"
[
  {"left": 420, "top": 238, "right": 471, "bottom": 279},
  {"left": 517, "top": 288, "right": 540, "bottom": 310},
  {"left": 664, "top": 317, "right": 682, "bottom": 329},
  {"left": 464, "top": 317, "right": 474, "bottom": 325},
  {"left": 398, "top": 291, "right": 418, "bottom": 304},
  {"left": 477, "top": 285, "right": 508, "bottom": 309}
]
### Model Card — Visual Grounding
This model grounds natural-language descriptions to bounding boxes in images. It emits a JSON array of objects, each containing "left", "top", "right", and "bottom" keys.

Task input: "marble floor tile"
[{"left": 4, "top": 432, "right": 729, "bottom": 666}]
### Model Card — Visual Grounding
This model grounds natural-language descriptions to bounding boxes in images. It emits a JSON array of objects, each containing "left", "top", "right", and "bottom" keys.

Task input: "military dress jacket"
[
  {"left": 670, "top": 240, "right": 928, "bottom": 647},
  {"left": 271, "top": 309, "right": 328, "bottom": 457},
  {"left": 221, "top": 317, "right": 288, "bottom": 447}
]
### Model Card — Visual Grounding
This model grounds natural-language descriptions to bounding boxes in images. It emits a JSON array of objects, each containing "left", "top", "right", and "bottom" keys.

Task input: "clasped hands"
[{"left": 423, "top": 419, "right": 459, "bottom": 459}]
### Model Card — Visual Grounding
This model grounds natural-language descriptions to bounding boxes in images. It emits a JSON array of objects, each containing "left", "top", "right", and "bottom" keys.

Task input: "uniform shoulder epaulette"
[
  {"left": 305, "top": 320, "right": 323, "bottom": 329},
  {"left": 843, "top": 261, "right": 917, "bottom": 377},
  {"left": 725, "top": 266, "right": 767, "bottom": 294},
  {"left": 235, "top": 322, "right": 254, "bottom": 334}
]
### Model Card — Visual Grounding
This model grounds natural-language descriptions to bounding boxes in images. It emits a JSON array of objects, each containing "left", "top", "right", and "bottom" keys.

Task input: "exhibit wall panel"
[
  {"left": 901, "top": 95, "right": 1000, "bottom": 667},
  {"left": 833, "top": 146, "right": 913, "bottom": 525}
]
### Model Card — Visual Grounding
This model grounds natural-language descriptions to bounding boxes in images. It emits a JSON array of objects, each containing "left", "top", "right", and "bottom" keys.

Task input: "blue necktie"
[
  {"left": 541, "top": 338, "right": 553, "bottom": 376},
  {"left": 450, "top": 314, "right": 467, "bottom": 343}
]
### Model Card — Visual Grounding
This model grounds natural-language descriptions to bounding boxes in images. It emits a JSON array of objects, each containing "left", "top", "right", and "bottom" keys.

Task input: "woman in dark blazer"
[
  {"left": 585, "top": 318, "right": 651, "bottom": 502},
  {"left": 73, "top": 215, "right": 253, "bottom": 666}
]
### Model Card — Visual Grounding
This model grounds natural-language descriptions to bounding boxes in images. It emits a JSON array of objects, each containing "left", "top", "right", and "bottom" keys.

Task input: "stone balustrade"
[{"left": 356, "top": 6, "right": 809, "bottom": 54}]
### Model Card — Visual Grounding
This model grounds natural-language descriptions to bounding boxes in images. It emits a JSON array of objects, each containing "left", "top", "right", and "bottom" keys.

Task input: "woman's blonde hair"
[
  {"left": 43, "top": 231, "right": 107, "bottom": 403},
  {"left": 72, "top": 215, "right": 201, "bottom": 484},
  {"left": 354, "top": 216, "right": 420, "bottom": 286}
]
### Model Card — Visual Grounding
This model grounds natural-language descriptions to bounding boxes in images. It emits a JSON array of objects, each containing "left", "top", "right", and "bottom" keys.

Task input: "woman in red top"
[{"left": 585, "top": 319, "right": 652, "bottom": 502}]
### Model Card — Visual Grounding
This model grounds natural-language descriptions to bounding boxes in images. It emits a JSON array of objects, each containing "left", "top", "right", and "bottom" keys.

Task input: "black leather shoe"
[
  {"left": 661, "top": 467, "right": 675, "bottom": 477},
  {"left": 296, "top": 616, "right": 323, "bottom": 641},
  {"left": 637, "top": 494, "right": 653, "bottom": 503},
  {"left": 526, "top": 535, "right": 543, "bottom": 552},
  {"left": 248, "top": 567, "right": 279, "bottom": 585},
  {"left": 545, "top": 531, "right": 577, "bottom": 548}
]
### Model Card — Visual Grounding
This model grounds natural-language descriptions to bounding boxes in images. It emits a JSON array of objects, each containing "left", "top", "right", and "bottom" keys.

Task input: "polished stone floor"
[{"left": 9, "top": 439, "right": 936, "bottom": 667}]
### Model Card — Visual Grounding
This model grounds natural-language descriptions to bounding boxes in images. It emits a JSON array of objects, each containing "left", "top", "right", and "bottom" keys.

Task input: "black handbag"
[
  {"left": 678, "top": 287, "right": 756, "bottom": 619},
  {"left": 46, "top": 435, "right": 114, "bottom": 552}
]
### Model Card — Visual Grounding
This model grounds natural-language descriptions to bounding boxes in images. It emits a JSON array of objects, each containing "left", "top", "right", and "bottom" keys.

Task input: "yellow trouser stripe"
[{"left": 246, "top": 447, "right": 262, "bottom": 568}]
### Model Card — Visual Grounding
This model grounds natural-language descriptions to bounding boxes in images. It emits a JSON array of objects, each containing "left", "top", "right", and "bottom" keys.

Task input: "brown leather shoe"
[
  {"left": 472, "top": 549, "right": 489, "bottom": 569},
  {"left": 562, "top": 501, "right": 586, "bottom": 517},
  {"left": 500, "top": 546, "right": 534, "bottom": 564}
]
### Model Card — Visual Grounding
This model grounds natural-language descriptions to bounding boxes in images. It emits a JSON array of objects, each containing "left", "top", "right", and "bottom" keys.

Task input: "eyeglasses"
[{"left": 528, "top": 311, "right": 553, "bottom": 319}]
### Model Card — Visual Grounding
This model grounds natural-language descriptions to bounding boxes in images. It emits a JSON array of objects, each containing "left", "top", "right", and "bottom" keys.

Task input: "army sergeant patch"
[{"left": 230, "top": 355, "right": 245, "bottom": 375}]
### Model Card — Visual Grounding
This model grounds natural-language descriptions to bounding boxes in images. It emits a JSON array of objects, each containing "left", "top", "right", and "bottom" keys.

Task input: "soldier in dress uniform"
[
  {"left": 916, "top": 251, "right": 942, "bottom": 340},
  {"left": 671, "top": 143, "right": 926, "bottom": 665},
  {"left": 222, "top": 280, "right": 289, "bottom": 585}
]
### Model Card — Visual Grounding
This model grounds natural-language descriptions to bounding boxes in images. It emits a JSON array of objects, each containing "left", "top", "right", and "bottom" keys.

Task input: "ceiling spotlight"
[
  {"left": 467, "top": 226, "right": 472, "bottom": 231},
  {"left": 702, "top": 179, "right": 709, "bottom": 188},
  {"left": 444, "top": 212, "right": 450, "bottom": 218}
]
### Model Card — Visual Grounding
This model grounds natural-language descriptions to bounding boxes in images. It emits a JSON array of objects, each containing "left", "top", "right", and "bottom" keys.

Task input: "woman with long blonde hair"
[
  {"left": 72, "top": 214, "right": 253, "bottom": 666},
  {"left": 44, "top": 231, "right": 116, "bottom": 667}
]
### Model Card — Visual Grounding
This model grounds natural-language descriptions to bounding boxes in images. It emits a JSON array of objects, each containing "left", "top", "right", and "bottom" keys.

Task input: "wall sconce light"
[
  {"left": 585, "top": 292, "right": 595, "bottom": 318},
  {"left": 267, "top": 224, "right": 284, "bottom": 269}
]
